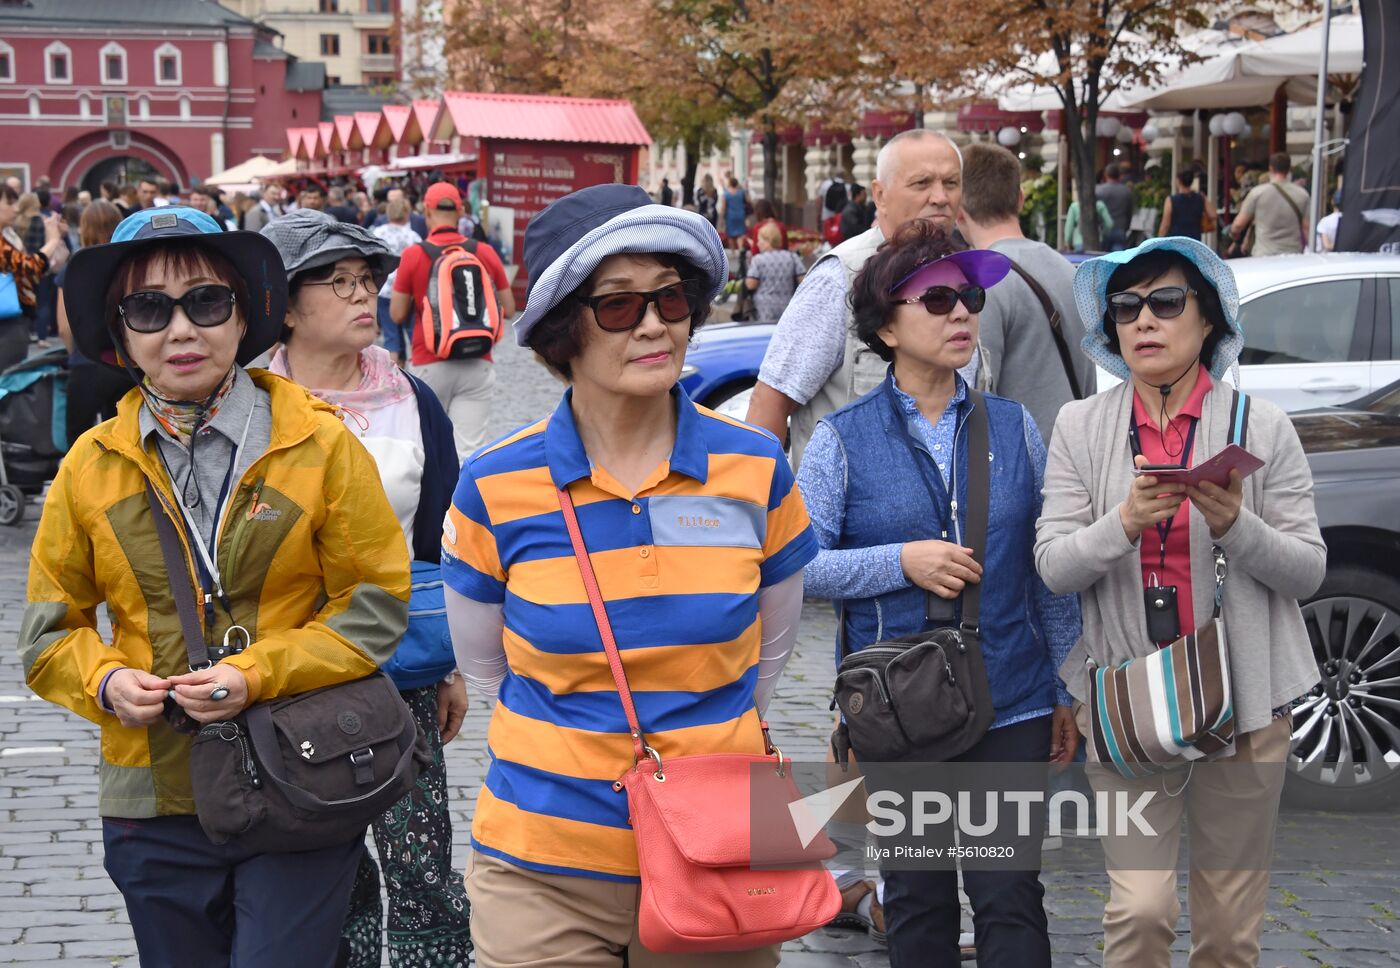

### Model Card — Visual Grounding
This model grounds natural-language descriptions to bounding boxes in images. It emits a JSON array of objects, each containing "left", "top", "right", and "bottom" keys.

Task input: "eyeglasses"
[
  {"left": 1107, "top": 286, "right": 1197, "bottom": 325},
  {"left": 578, "top": 280, "right": 699, "bottom": 332},
  {"left": 300, "top": 271, "right": 378, "bottom": 300},
  {"left": 118, "top": 285, "right": 237, "bottom": 334},
  {"left": 895, "top": 284, "right": 987, "bottom": 316}
]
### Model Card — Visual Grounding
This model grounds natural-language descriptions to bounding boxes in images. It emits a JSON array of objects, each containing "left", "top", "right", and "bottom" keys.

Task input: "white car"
[{"left": 1097, "top": 253, "right": 1400, "bottom": 410}]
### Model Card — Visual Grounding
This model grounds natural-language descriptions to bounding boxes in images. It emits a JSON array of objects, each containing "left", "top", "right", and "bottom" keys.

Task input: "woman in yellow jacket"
[{"left": 20, "top": 207, "right": 411, "bottom": 968}]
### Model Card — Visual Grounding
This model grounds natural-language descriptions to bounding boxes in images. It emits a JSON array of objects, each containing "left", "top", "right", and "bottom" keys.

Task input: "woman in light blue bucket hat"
[{"left": 1034, "top": 237, "right": 1325, "bottom": 967}]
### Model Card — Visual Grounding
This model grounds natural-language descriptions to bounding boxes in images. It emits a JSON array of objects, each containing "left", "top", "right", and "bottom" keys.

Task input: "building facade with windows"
[
  {"left": 223, "top": 0, "right": 399, "bottom": 88},
  {"left": 0, "top": 0, "right": 324, "bottom": 190}
]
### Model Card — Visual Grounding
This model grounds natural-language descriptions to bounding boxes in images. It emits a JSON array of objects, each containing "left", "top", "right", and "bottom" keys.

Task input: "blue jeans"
[{"left": 103, "top": 815, "right": 362, "bottom": 968}]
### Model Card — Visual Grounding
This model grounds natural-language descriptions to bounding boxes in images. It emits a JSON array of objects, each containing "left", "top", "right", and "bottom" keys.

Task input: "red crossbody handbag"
[{"left": 558, "top": 485, "right": 841, "bottom": 953}]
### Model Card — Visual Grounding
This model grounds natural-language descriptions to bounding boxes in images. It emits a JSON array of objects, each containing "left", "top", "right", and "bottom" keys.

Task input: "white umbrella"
[
  {"left": 1244, "top": 14, "right": 1362, "bottom": 78},
  {"left": 995, "top": 29, "right": 1233, "bottom": 114},
  {"left": 204, "top": 155, "right": 282, "bottom": 187},
  {"left": 1123, "top": 15, "right": 1363, "bottom": 110}
]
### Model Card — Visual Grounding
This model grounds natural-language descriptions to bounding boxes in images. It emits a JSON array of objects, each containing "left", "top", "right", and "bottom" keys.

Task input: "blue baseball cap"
[
  {"left": 513, "top": 184, "right": 727, "bottom": 346},
  {"left": 1073, "top": 236, "right": 1244, "bottom": 382},
  {"left": 63, "top": 207, "right": 288, "bottom": 372}
]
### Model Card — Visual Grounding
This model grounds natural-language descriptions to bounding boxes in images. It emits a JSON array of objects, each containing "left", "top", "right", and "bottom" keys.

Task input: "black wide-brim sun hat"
[{"left": 64, "top": 207, "right": 288, "bottom": 373}]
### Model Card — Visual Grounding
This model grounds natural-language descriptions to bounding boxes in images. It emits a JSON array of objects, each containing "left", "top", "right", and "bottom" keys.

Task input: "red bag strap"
[{"left": 557, "top": 485, "right": 649, "bottom": 763}]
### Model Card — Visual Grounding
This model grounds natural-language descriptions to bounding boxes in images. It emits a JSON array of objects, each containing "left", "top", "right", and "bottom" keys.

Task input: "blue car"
[
  {"left": 678, "top": 251, "right": 1103, "bottom": 420},
  {"left": 678, "top": 321, "right": 776, "bottom": 418}
]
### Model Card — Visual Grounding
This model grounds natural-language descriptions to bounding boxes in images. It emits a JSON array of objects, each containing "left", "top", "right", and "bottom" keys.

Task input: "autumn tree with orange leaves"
[
  {"left": 575, "top": 0, "right": 876, "bottom": 202},
  {"left": 846, "top": 0, "right": 1233, "bottom": 250},
  {"left": 440, "top": 0, "right": 592, "bottom": 95},
  {"left": 442, "top": 0, "right": 876, "bottom": 203}
]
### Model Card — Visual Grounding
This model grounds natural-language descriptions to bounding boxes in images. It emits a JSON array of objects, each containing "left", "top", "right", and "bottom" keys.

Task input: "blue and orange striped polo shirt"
[{"left": 442, "top": 385, "right": 818, "bottom": 881}]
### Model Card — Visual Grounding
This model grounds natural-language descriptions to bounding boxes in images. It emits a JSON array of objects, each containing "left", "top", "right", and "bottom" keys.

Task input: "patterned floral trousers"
[{"left": 342, "top": 685, "right": 473, "bottom": 967}]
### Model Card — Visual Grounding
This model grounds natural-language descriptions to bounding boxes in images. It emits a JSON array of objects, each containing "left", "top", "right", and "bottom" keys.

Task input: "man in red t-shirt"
[{"left": 390, "top": 181, "right": 516, "bottom": 459}]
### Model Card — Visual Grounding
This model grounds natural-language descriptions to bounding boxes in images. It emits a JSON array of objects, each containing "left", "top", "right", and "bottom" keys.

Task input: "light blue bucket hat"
[{"left": 1073, "top": 236, "right": 1244, "bottom": 382}]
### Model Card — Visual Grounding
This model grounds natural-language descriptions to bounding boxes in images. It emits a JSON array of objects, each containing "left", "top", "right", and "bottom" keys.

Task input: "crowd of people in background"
[
  {"left": 647, "top": 144, "right": 1325, "bottom": 277},
  {"left": 11, "top": 129, "right": 1337, "bottom": 968},
  {"left": 0, "top": 171, "right": 508, "bottom": 375}
]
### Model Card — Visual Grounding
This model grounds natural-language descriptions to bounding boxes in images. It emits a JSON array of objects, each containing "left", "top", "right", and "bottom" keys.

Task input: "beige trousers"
[
  {"left": 1075, "top": 702, "right": 1291, "bottom": 968},
  {"left": 410, "top": 357, "right": 496, "bottom": 461},
  {"left": 465, "top": 851, "right": 782, "bottom": 968}
]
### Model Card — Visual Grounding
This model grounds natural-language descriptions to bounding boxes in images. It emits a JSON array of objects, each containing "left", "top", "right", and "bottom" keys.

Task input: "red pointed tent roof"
[
  {"left": 315, "top": 122, "right": 334, "bottom": 158},
  {"left": 379, "top": 104, "right": 414, "bottom": 147},
  {"left": 286, "top": 128, "right": 303, "bottom": 157},
  {"left": 331, "top": 115, "right": 360, "bottom": 152},
  {"left": 438, "top": 92, "right": 651, "bottom": 146},
  {"left": 354, "top": 112, "right": 381, "bottom": 148},
  {"left": 411, "top": 99, "right": 442, "bottom": 144},
  {"left": 297, "top": 128, "right": 319, "bottom": 160}
]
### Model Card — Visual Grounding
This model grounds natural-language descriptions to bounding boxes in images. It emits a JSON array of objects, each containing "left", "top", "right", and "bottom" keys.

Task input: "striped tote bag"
[
  {"left": 1086, "top": 389, "right": 1250, "bottom": 779},
  {"left": 1086, "top": 553, "right": 1235, "bottom": 779}
]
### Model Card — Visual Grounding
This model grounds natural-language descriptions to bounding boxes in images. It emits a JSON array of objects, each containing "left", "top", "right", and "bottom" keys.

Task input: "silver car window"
[
  {"left": 1390, "top": 279, "right": 1400, "bottom": 359},
  {"left": 1238, "top": 279, "right": 1363, "bottom": 365}
]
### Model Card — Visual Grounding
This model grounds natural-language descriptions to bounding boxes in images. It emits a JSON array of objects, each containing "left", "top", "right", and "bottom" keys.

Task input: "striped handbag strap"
[
  {"left": 1227, "top": 386, "right": 1250, "bottom": 448},
  {"left": 1211, "top": 387, "right": 1248, "bottom": 617}
]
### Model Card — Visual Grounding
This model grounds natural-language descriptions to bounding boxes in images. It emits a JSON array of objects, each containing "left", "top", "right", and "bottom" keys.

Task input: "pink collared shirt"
[{"left": 1131, "top": 366, "right": 1213, "bottom": 644}]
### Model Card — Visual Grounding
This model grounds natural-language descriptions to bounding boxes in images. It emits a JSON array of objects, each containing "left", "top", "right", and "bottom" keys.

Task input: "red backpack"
[
  {"left": 418, "top": 239, "right": 503, "bottom": 360},
  {"left": 822, "top": 213, "right": 844, "bottom": 246}
]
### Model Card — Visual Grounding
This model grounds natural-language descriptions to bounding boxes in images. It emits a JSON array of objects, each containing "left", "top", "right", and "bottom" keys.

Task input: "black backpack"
[{"left": 824, "top": 180, "right": 849, "bottom": 213}]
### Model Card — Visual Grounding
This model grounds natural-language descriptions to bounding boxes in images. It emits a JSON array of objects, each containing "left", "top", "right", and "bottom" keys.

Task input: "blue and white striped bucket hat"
[{"left": 513, "top": 184, "right": 727, "bottom": 347}]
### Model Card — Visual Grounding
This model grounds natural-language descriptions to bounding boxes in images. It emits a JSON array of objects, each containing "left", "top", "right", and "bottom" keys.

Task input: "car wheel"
[
  {"left": 0, "top": 484, "right": 24, "bottom": 526},
  {"left": 704, "top": 380, "right": 756, "bottom": 421},
  {"left": 1285, "top": 565, "right": 1400, "bottom": 810}
]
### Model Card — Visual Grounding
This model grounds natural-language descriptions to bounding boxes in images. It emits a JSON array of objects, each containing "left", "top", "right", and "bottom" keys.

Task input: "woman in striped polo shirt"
[{"left": 443, "top": 184, "right": 820, "bottom": 967}]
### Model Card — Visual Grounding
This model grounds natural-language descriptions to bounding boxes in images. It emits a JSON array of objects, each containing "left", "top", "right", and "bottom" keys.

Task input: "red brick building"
[{"left": 0, "top": 0, "right": 324, "bottom": 191}]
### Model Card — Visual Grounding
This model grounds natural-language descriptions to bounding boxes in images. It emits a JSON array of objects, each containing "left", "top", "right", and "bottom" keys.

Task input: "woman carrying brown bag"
[{"left": 21, "top": 206, "right": 410, "bottom": 968}]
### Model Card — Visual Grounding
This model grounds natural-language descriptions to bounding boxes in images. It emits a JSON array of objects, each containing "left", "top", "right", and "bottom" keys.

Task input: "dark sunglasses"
[
  {"left": 1107, "top": 286, "right": 1196, "bottom": 325},
  {"left": 118, "top": 284, "right": 237, "bottom": 334},
  {"left": 578, "top": 280, "right": 699, "bottom": 332},
  {"left": 895, "top": 284, "right": 986, "bottom": 316}
]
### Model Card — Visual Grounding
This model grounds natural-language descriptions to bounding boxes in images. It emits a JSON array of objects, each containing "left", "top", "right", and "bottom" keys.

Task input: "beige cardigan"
[{"left": 1034, "top": 379, "right": 1325, "bottom": 733}]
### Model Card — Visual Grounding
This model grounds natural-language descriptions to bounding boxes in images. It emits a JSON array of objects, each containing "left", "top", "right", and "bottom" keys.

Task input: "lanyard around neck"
[
  {"left": 1127, "top": 415, "right": 1198, "bottom": 573},
  {"left": 159, "top": 402, "right": 256, "bottom": 618}
]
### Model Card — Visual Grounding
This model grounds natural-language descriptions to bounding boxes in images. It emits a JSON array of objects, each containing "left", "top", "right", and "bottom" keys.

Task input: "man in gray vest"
[{"left": 746, "top": 129, "right": 964, "bottom": 464}]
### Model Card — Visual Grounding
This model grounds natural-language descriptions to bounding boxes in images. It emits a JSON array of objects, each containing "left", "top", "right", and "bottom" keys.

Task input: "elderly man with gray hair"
[{"left": 745, "top": 128, "right": 965, "bottom": 464}]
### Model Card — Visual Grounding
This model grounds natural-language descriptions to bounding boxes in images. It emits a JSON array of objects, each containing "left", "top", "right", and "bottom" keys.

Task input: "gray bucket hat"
[{"left": 259, "top": 208, "right": 399, "bottom": 286}]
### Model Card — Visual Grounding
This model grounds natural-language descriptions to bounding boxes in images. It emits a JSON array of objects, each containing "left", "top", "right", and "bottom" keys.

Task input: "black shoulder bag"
[
  {"left": 1007, "top": 261, "right": 1085, "bottom": 401},
  {"left": 830, "top": 390, "right": 996, "bottom": 766},
  {"left": 146, "top": 484, "right": 429, "bottom": 853}
]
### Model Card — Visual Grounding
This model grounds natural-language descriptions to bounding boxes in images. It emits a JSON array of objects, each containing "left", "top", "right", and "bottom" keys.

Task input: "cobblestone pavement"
[{"left": 3, "top": 337, "right": 1399, "bottom": 966}]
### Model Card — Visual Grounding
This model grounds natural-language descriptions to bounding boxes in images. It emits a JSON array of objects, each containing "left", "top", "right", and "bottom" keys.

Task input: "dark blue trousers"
[
  {"left": 103, "top": 815, "right": 362, "bottom": 968},
  {"left": 879, "top": 715, "right": 1053, "bottom": 968}
]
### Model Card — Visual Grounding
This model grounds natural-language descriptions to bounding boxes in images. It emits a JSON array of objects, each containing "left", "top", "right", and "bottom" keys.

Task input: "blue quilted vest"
[{"left": 823, "top": 372, "right": 1056, "bottom": 727}]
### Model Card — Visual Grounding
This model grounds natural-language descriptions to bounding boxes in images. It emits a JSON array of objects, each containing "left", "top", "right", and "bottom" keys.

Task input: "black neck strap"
[
  {"left": 958, "top": 389, "right": 990, "bottom": 639},
  {"left": 1128, "top": 415, "right": 1198, "bottom": 573}
]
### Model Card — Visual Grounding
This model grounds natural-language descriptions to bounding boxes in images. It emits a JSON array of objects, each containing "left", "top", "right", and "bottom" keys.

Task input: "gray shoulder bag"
[{"left": 146, "top": 484, "right": 428, "bottom": 853}]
